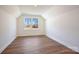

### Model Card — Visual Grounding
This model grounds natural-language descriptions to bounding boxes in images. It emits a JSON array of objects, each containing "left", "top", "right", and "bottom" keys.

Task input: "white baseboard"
[
  {"left": 0, "top": 36, "right": 16, "bottom": 54},
  {"left": 16, "top": 34, "right": 45, "bottom": 37},
  {"left": 46, "top": 34, "right": 79, "bottom": 53}
]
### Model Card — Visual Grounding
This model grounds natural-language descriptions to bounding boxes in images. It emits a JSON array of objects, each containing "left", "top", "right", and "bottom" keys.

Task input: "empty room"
[{"left": 0, "top": 5, "right": 79, "bottom": 54}]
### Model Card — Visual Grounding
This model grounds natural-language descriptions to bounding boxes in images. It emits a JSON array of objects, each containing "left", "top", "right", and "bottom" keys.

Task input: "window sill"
[{"left": 24, "top": 28, "right": 39, "bottom": 30}]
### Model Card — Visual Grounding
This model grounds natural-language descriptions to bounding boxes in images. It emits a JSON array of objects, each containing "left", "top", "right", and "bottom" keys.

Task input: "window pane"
[
  {"left": 32, "top": 18, "right": 38, "bottom": 28},
  {"left": 24, "top": 18, "right": 30, "bottom": 25},
  {"left": 24, "top": 17, "right": 31, "bottom": 28}
]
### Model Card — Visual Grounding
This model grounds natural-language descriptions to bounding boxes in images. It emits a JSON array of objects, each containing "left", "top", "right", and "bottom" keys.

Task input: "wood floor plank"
[{"left": 2, "top": 35, "right": 78, "bottom": 54}]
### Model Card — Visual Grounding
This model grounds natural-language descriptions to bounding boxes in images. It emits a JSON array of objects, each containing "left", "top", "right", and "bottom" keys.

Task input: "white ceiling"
[{"left": 18, "top": 5, "right": 53, "bottom": 15}]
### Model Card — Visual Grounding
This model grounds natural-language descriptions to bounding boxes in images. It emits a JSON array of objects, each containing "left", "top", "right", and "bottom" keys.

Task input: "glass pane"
[
  {"left": 32, "top": 18, "right": 38, "bottom": 28},
  {"left": 24, "top": 17, "right": 31, "bottom": 28}
]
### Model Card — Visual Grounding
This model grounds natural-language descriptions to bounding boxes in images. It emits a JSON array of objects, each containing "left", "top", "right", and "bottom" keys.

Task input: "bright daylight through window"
[{"left": 24, "top": 17, "right": 38, "bottom": 30}]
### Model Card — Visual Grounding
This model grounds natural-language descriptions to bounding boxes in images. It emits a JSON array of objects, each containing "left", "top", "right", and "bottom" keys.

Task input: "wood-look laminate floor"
[{"left": 2, "top": 35, "right": 78, "bottom": 54}]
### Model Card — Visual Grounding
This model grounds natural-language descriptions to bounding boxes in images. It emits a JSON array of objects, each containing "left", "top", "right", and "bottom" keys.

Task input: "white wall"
[
  {"left": 42, "top": 6, "right": 79, "bottom": 52},
  {"left": 0, "top": 6, "right": 20, "bottom": 53},
  {"left": 17, "top": 15, "right": 46, "bottom": 36}
]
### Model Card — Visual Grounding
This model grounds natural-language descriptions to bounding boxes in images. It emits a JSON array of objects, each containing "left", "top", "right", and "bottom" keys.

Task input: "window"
[{"left": 24, "top": 17, "right": 38, "bottom": 30}]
